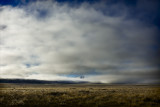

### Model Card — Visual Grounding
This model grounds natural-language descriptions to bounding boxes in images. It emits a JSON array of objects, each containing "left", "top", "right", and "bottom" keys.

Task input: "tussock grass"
[{"left": 0, "top": 84, "right": 160, "bottom": 107}]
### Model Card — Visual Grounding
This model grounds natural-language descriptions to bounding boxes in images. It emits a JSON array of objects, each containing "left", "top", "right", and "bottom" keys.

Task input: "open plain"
[{"left": 0, "top": 83, "right": 160, "bottom": 107}]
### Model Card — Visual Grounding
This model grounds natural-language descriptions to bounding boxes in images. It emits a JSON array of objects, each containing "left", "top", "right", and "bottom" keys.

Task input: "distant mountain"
[{"left": 0, "top": 79, "right": 89, "bottom": 84}]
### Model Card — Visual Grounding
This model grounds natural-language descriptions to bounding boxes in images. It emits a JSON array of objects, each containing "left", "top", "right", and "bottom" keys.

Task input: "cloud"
[{"left": 0, "top": 1, "right": 159, "bottom": 83}]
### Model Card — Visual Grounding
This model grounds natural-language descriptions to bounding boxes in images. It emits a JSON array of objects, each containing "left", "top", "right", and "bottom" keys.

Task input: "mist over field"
[{"left": 0, "top": 0, "right": 160, "bottom": 84}]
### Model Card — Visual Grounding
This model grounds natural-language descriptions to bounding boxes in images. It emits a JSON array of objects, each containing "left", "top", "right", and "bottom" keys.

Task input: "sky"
[{"left": 0, "top": 0, "right": 160, "bottom": 84}]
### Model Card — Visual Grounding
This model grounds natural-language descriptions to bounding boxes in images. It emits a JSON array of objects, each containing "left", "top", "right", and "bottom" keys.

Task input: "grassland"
[{"left": 0, "top": 83, "right": 160, "bottom": 107}]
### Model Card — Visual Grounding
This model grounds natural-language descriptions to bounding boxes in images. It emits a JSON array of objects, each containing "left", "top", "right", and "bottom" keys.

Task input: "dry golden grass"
[{"left": 0, "top": 83, "right": 160, "bottom": 107}]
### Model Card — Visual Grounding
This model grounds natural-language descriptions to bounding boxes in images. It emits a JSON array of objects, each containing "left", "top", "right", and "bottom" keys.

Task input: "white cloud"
[{"left": 0, "top": 1, "right": 159, "bottom": 83}]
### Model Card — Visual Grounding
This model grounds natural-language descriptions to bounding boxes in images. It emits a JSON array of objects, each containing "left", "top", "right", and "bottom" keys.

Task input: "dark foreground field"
[{"left": 0, "top": 83, "right": 160, "bottom": 107}]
